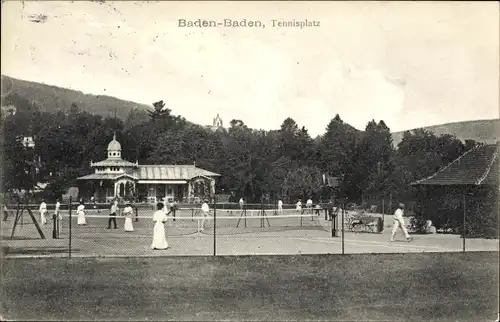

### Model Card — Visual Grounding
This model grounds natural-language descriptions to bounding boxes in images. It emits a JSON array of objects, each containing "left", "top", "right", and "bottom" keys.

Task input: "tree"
[
  {"left": 148, "top": 100, "right": 171, "bottom": 120},
  {"left": 282, "top": 165, "right": 323, "bottom": 201},
  {"left": 350, "top": 119, "right": 394, "bottom": 201},
  {"left": 319, "top": 114, "right": 358, "bottom": 198},
  {"left": 1, "top": 136, "right": 36, "bottom": 192}
]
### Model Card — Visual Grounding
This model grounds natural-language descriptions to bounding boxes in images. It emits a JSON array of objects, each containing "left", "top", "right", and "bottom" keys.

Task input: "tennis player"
[
  {"left": 123, "top": 201, "right": 134, "bottom": 232},
  {"left": 306, "top": 198, "right": 313, "bottom": 214},
  {"left": 77, "top": 201, "right": 86, "bottom": 225},
  {"left": 54, "top": 199, "right": 61, "bottom": 218},
  {"left": 3, "top": 204, "right": 9, "bottom": 221},
  {"left": 54, "top": 199, "right": 61, "bottom": 232},
  {"left": 151, "top": 202, "right": 168, "bottom": 250},
  {"left": 39, "top": 199, "right": 47, "bottom": 225},
  {"left": 239, "top": 197, "right": 244, "bottom": 210},
  {"left": 107, "top": 199, "right": 118, "bottom": 229},
  {"left": 277, "top": 199, "right": 283, "bottom": 214},
  {"left": 296, "top": 199, "right": 302, "bottom": 212},
  {"left": 391, "top": 203, "right": 411, "bottom": 242},
  {"left": 199, "top": 199, "right": 210, "bottom": 232}
]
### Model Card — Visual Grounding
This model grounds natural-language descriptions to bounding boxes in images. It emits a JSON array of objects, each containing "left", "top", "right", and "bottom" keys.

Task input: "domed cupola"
[{"left": 107, "top": 133, "right": 122, "bottom": 159}]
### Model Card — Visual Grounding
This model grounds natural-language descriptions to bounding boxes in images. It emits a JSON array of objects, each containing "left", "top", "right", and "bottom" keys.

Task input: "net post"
[
  {"left": 244, "top": 204, "right": 247, "bottom": 228},
  {"left": 69, "top": 196, "right": 72, "bottom": 259},
  {"left": 52, "top": 213, "right": 57, "bottom": 239},
  {"left": 135, "top": 206, "right": 139, "bottom": 222},
  {"left": 332, "top": 208, "right": 338, "bottom": 237},
  {"left": 260, "top": 198, "right": 264, "bottom": 228},
  {"left": 213, "top": 195, "right": 217, "bottom": 256},
  {"left": 20, "top": 197, "right": 24, "bottom": 226}
]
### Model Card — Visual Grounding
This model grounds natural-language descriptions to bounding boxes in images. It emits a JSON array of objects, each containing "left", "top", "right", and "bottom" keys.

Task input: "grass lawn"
[{"left": 1, "top": 252, "right": 498, "bottom": 321}]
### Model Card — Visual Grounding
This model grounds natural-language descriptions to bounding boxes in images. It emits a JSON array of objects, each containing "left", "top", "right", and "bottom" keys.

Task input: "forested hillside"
[
  {"left": 1, "top": 75, "right": 151, "bottom": 128},
  {"left": 392, "top": 119, "right": 500, "bottom": 146}
]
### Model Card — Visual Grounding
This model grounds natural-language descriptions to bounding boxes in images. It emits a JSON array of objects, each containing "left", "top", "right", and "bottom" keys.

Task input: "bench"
[{"left": 345, "top": 212, "right": 383, "bottom": 233}]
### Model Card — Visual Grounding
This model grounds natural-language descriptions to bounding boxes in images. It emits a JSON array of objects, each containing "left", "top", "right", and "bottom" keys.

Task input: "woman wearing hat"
[
  {"left": 199, "top": 199, "right": 210, "bottom": 232},
  {"left": 123, "top": 201, "right": 134, "bottom": 232},
  {"left": 151, "top": 202, "right": 168, "bottom": 250},
  {"left": 77, "top": 200, "right": 87, "bottom": 226}
]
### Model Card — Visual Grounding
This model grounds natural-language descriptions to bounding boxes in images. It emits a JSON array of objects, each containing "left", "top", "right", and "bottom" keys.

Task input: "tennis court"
[{"left": 1, "top": 207, "right": 498, "bottom": 258}]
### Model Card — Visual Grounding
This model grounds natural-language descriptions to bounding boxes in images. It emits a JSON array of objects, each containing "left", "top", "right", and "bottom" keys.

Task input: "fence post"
[
  {"left": 68, "top": 196, "right": 72, "bottom": 259},
  {"left": 213, "top": 196, "right": 217, "bottom": 256},
  {"left": 341, "top": 202, "right": 345, "bottom": 255},
  {"left": 463, "top": 193, "right": 466, "bottom": 253}
]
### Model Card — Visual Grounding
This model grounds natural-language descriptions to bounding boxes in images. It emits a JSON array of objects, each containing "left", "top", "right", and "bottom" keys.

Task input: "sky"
[{"left": 1, "top": 1, "right": 499, "bottom": 136}]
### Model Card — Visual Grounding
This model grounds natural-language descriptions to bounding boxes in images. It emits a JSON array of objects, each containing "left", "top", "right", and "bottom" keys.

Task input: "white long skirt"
[
  {"left": 151, "top": 222, "right": 168, "bottom": 249},
  {"left": 124, "top": 217, "right": 134, "bottom": 232},
  {"left": 77, "top": 211, "right": 86, "bottom": 225},
  {"left": 40, "top": 211, "right": 47, "bottom": 225}
]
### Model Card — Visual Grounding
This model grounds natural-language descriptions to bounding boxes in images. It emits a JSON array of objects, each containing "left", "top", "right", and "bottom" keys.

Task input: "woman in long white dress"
[
  {"left": 123, "top": 202, "right": 134, "bottom": 232},
  {"left": 39, "top": 200, "right": 47, "bottom": 225},
  {"left": 296, "top": 199, "right": 302, "bottom": 212},
  {"left": 77, "top": 201, "right": 86, "bottom": 225},
  {"left": 151, "top": 202, "right": 168, "bottom": 250}
]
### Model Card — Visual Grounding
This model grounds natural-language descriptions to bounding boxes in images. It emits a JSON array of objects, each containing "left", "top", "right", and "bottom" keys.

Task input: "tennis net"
[{"left": 57, "top": 208, "right": 328, "bottom": 237}]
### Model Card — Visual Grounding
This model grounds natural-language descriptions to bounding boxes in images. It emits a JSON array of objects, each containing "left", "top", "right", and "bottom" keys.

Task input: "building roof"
[
  {"left": 77, "top": 165, "right": 220, "bottom": 181},
  {"left": 91, "top": 159, "right": 138, "bottom": 167},
  {"left": 108, "top": 133, "right": 121, "bottom": 151},
  {"left": 137, "top": 165, "right": 220, "bottom": 181},
  {"left": 412, "top": 143, "right": 499, "bottom": 186},
  {"left": 76, "top": 173, "right": 138, "bottom": 180}
]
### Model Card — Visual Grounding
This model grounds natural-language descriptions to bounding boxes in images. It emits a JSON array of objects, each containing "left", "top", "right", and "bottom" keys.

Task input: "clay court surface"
[
  {"left": 1, "top": 208, "right": 498, "bottom": 257},
  {"left": 1, "top": 209, "right": 498, "bottom": 321}
]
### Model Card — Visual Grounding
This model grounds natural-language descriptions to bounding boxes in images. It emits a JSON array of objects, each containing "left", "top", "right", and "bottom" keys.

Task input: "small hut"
[{"left": 411, "top": 143, "right": 498, "bottom": 238}]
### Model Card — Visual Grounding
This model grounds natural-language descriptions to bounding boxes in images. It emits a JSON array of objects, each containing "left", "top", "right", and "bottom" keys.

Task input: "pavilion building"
[{"left": 76, "top": 134, "right": 221, "bottom": 203}]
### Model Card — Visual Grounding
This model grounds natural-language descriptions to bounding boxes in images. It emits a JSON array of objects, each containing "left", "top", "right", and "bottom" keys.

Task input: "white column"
[{"left": 114, "top": 181, "right": 118, "bottom": 198}]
